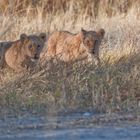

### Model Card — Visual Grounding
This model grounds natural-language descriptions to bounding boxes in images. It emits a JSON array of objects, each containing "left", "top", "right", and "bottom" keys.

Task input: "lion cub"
[
  {"left": 2, "top": 33, "right": 46, "bottom": 72},
  {"left": 41, "top": 28, "right": 105, "bottom": 64}
]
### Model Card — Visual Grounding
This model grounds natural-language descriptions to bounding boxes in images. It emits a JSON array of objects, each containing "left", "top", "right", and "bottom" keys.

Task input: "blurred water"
[{"left": 0, "top": 112, "right": 139, "bottom": 140}]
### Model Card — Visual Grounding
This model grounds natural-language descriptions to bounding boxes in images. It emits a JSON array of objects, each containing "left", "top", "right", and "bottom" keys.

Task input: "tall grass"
[
  {"left": 0, "top": 0, "right": 140, "bottom": 17},
  {"left": 0, "top": 0, "right": 140, "bottom": 116}
]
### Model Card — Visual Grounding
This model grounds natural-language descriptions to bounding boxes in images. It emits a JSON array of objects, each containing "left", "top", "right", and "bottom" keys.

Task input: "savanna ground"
[{"left": 0, "top": 0, "right": 140, "bottom": 119}]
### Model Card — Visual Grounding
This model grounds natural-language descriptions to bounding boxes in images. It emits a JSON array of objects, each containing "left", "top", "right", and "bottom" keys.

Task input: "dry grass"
[{"left": 0, "top": 0, "right": 140, "bottom": 117}]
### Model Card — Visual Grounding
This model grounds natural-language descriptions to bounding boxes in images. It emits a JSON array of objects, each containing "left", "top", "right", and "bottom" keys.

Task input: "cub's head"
[
  {"left": 80, "top": 28, "right": 105, "bottom": 55},
  {"left": 20, "top": 33, "right": 47, "bottom": 61}
]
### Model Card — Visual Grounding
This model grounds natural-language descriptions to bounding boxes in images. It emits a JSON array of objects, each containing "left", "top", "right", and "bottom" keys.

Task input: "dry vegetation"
[{"left": 0, "top": 0, "right": 140, "bottom": 117}]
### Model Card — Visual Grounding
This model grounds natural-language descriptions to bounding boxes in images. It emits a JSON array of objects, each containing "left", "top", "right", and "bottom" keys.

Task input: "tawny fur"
[
  {"left": 41, "top": 28, "right": 105, "bottom": 64},
  {"left": 0, "top": 41, "right": 12, "bottom": 68},
  {"left": 3, "top": 33, "right": 46, "bottom": 72}
]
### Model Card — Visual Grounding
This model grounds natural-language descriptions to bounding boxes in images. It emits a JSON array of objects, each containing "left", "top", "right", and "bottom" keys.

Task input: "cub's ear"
[
  {"left": 97, "top": 28, "right": 105, "bottom": 38},
  {"left": 81, "top": 28, "right": 87, "bottom": 35},
  {"left": 80, "top": 28, "right": 87, "bottom": 39},
  {"left": 39, "top": 33, "right": 47, "bottom": 42},
  {"left": 20, "top": 34, "right": 28, "bottom": 42}
]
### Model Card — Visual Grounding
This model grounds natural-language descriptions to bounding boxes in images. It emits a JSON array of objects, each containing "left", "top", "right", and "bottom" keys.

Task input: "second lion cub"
[{"left": 41, "top": 28, "right": 105, "bottom": 64}]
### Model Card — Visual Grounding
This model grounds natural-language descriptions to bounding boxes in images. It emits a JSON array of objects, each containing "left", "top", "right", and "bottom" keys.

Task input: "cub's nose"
[
  {"left": 92, "top": 49, "right": 95, "bottom": 54},
  {"left": 34, "top": 54, "right": 39, "bottom": 59}
]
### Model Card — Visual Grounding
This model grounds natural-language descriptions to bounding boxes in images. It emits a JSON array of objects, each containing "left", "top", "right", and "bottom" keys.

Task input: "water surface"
[{"left": 0, "top": 112, "right": 139, "bottom": 140}]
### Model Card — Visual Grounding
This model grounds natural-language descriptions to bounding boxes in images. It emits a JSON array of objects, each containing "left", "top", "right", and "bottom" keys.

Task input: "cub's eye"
[
  {"left": 86, "top": 40, "right": 90, "bottom": 46},
  {"left": 37, "top": 45, "right": 40, "bottom": 48},
  {"left": 28, "top": 45, "right": 32, "bottom": 49}
]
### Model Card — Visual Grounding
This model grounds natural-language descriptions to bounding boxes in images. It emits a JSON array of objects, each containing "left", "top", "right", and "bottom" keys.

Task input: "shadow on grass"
[{"left": 0, "top": 51, "right": 140, "bottom": 117}]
